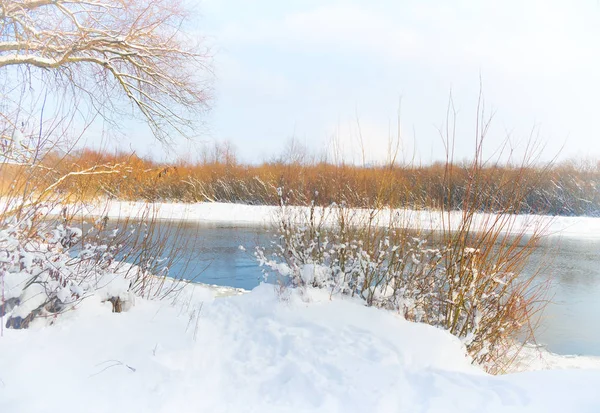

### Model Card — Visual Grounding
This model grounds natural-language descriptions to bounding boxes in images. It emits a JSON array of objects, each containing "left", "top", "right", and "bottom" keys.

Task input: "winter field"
[{"left": 2, "top": 200, "right": 600, "bottom": 412}]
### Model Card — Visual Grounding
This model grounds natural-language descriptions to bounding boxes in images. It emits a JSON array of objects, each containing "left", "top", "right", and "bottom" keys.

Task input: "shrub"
[
  {"left": 0, "top": 138, "right": 197, "bottom": 331},
  {"left": 256, "top": 195, "right": 547, "bottom": 371},
  {"left": 0, "top": 199, "right": 197, "bottom": 330},
  {"left": 256, "top": 110, "right": 551, "bottom": 372}
]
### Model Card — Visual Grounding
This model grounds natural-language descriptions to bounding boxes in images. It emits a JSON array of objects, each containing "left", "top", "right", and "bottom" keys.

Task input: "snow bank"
[
  {"left": 1, "top": 284, "right": 600, "bottom": 412},
  {"left": 69, "top": 200, "right": 600, "bottom": 239},
  {"left": 511, "top": 344, "right": 600, "bottom": 372}
]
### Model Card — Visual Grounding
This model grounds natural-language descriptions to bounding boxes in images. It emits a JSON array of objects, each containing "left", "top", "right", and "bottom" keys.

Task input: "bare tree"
[
  {"left": 0, "top": 0, "right": 214, "bottom": 334},
  {"left": 0, "top": 0, "right": 212, "bottom": 143}
]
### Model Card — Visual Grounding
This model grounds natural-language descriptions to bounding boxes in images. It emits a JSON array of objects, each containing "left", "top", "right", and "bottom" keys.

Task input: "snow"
[
  {"left": 510, "top": 344, "right": 600, "bottom": 372},
  {"left": 3, "top": 198, "right": 600, "bottom": 238},
  {"left": 63, "top": 200, "right": 600, "bottom": 239},
  {"left": 300, "top": 263, "right": 317, "bottom": 284},
  {"left": 3, "top": 199, "right": 600, "bottom": 411},
  {"left": 1, "top": 284, "right": 600, "bottom": 412}
]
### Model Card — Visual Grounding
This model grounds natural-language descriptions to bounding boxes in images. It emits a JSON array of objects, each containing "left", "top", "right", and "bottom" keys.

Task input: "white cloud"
[{"left": 219, "top": 4, "right": 422, "bottom": 62}]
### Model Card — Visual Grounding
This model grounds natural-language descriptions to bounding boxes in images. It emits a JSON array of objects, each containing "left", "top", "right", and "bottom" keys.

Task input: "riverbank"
[
  {"left": 70, "top": 200, "right": 600, "bottom": 239},
  {"left": 2, "top": 283, "right": 600, "bottom": 412}
]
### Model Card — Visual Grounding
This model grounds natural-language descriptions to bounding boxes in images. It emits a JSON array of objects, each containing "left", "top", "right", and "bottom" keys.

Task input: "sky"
[{"left": 108, "top": 0, "right": 600, "bottom": 165}]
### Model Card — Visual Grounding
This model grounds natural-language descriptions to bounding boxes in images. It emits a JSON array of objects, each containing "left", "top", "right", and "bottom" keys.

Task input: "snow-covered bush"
[
  {"left": 1, "top": 210, "right": 117, "bottom": 328},
  {"left": 0, "top": 201, "right": 188, "bottom": 330},
  {"left": 256, "top": 193, "right": 546, "bottom": 370},
  {"left": 1, "top": 122, "right": 195, "bottom": 331}
]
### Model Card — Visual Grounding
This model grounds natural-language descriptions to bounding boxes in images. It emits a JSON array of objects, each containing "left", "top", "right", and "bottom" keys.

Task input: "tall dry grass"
[{"left": 14, "top": 145, "right": 600, "bottom": 217}]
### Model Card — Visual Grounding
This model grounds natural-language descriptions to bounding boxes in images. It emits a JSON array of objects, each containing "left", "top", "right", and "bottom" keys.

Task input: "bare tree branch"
[{"left": 0, "top": 0, "right": 212, "bottom": 142}]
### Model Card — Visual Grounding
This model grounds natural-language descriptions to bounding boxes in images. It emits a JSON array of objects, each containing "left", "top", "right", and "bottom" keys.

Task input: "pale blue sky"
[{"left": 109, "top": 0, "right": 600, "bottom": 164}]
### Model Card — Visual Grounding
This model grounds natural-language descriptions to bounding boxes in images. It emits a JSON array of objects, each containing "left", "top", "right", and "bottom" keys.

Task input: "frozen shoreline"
[{"left": 65, "top": 200, "right": 600, "bottom": 239}]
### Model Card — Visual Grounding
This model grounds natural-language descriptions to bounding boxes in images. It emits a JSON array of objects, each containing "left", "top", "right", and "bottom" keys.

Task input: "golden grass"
[{"left": 7, "top": 147, "right": 598, "bottom": 217}]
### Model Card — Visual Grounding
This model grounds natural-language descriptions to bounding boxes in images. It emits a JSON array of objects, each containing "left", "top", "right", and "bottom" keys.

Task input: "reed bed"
[{"left": 14, "top": 147, "right": 599, "bottom": 217}]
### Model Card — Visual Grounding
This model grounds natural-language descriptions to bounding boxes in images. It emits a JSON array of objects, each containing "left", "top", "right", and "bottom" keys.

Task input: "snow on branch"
[{"left": 0, "top": 0, "right": 212, "bottom": 141}]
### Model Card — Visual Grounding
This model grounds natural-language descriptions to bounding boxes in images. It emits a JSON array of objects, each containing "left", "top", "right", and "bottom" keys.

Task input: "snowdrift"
[{"left": 1, "top": 284, "right": 599, "bottom": 412}]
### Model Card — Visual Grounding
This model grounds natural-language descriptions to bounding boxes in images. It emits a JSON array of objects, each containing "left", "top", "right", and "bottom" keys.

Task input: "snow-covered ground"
[
  {"left": 513, "top": 344, "right": 600, "bottom": 372},
  {"left": 3, "top": 199, "right": 600, "bottom": 412},
  {"left": 4, "top": 197, "right": 600, "bottom": 238},
  {"left": 74, "top": 200, "right": 600, "bottom": 239},
  {"left": 2, "top": 283, "right": 600, "bottom": 413}
]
